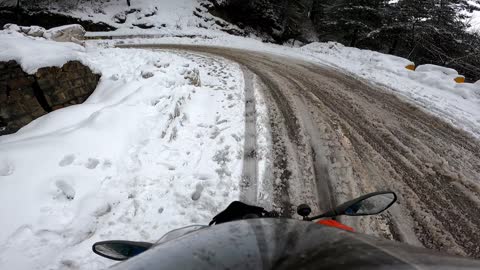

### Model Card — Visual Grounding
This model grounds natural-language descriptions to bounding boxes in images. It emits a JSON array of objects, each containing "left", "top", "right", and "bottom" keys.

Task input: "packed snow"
[{"left": 0, "top": 32, "right": 251, "bottom": 269}]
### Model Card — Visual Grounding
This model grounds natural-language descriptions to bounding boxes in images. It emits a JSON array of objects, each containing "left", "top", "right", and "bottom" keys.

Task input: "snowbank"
[
  {"left": 299, "top": 42, "right": 480, "bottom": 137},
  {"left": 0, "top": 30, "right": 85, "bottom": 73},
  {"left": 409, "top": 64, "right": 462, "bottom": 90},
  {"left": 301, "top": 42, "right": 415, "bottom": 76},
  {"left": 0, "top": 39, "right": 247, "bottom": 269},
  {"left": 415, "top": 64, "right": 459, "bottom": 75}
]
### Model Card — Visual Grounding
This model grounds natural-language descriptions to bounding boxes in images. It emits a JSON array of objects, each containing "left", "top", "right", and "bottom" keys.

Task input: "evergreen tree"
[
  {"left": 392, "top": 0, "right": 480, "bottom": 80},
  {"left": 320, "top": 0, "right": 385, "bottom": 46},
  {"left": 282, "top": 0, "right": 317, "bottom": 42}
]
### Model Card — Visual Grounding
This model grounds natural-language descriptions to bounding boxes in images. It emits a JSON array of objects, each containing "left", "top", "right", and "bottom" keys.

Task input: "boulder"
[
  {"left": 23, "top": 26, "right": 46, "bottom": 37},
  {"left": 3, "top": 23, "right": 22, "bottom": 32},
  {"left": 3, "top": 24, "right": 46, "bottom": 37},
  {"left": 113, "top": 12, "right": 127, "bottom": 24},
  {"left": 43, "top": 24, "right": 86, "bottom": 45}
]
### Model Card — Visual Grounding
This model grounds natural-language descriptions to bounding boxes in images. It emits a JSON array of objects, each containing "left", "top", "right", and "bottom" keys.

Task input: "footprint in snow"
[
  {"left": 55, "top": 180, "right": 75, "bottom": 201},
  {"left": 85, "top": 158, "right": 100, "bottom": 169},
  {"left": 194, "top": 173, "right": 211, "bottom": 181},
  {"left": 0, "top": 159, "right": 14, "bottom": 176},
  {"left": 59, "top": 154, "right": 75, "bottom": 167},
  {"left": 191, "top": 183, "right": 204, "bottom": 201},
  {"left": 102, "top": 160, "right": 112, "bottom": 169}
]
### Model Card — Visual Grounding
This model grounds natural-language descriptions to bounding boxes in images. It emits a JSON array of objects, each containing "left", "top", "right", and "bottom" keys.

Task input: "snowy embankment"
[
  {"left": 100, "top": 34, "right": 480, "bottom": 138},
  {"left": 299, "top": 42, "right": 480, "bottom": 138},
  {"left": 0, "top": 30, "right": 86, "bottom": 73},
  {"left": 0, "top": 32, "right": 247, "bottom": 269}
]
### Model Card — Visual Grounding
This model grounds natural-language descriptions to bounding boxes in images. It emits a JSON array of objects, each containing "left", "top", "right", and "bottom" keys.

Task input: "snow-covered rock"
[
  {"left": 113, "top": 11, "right": 127, "bottom": 24},
  {"left": 23, "top": 25, "right": 47, "bottom": 37},
  {"left": 2, "top": 23, "right": 86, "bottom": 45},
  {"left": 3, "top": 24, "right": 46, "bottom": 37},
  {"left": 0, "top": 30, "right": 86, "bottom": 74},
  {"left": 416, "top": 64, "right": 459, "bottom": 76},
  {"left": 2, "top": 23, "right": 21, "bottom": 32},
  {"left": 44, "top": 24, "right": 86, "bottom": 45}
]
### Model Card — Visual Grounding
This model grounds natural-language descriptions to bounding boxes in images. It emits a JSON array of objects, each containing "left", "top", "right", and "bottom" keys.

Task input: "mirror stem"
[{"left": 306, "top": 214, "right": 325, "bottom": 221}]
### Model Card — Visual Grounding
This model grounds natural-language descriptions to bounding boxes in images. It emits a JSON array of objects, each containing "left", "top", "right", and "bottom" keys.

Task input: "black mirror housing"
[
  {"left": 308, "top": 191, "right": 397, "bottom": 220},
  {"left": 337, "top": 191, "right": 397, "bottom": 216},
  {"left": 92, "top": 240, "right": 153, "bottom": 261}
]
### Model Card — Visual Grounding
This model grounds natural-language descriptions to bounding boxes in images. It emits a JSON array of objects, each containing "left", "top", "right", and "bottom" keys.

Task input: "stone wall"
[
  {"left": 0, "top": 60, "right": 100, "bottom": 135},
  {"left": 35, "top": 61, "right": 101, "bottom": 110},
  {"left": 0, "top": 61, "right": 44, "bottom": 134}
]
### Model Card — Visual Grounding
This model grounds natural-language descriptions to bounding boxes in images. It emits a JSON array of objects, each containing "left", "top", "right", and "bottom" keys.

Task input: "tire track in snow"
[{"left": 239, "top": 66, "right": 258, "bottom": 204}]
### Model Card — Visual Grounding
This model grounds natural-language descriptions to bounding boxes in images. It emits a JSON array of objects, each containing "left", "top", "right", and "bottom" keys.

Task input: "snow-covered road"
[{"left": 126, "top": 44, "right": 480, "bottom": 259}]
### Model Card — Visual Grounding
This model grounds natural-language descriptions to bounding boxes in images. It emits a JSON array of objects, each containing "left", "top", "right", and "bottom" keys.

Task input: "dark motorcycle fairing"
[{"left": 110, "top": 218, "right": 480, "bottom": 270}]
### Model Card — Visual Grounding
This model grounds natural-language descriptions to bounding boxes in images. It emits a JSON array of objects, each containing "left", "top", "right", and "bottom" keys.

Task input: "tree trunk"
[
  {"left": 126, "top": 0, "right": 131, "bottom": 6},
  {"left": 388, "top": 37, "right": 398, "bottom": 54},
  {"left": 15, "top": 0, "right": 21, "bottom": 22},
  {"left": 350, "top": 29, "right": 358, "bottom": 47}
]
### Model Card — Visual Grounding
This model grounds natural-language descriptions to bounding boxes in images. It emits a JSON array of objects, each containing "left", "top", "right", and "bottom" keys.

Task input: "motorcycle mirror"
[
  {"left": 92, "top": 240, "right": 153, "bottom": 261},
  {"left": 307, "top": 191, "right": 397, "bottom": 221}
]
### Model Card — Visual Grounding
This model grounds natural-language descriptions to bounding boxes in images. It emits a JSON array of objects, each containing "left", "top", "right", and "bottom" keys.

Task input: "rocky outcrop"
[
  {"left": 0, "top": 8, "right": 115, "bottom": 32},
  {"left": 207, "top": 0, "right": 316, "bottom": 43},
  {"left": 4, "top": 23, "right": 86, "bottom": 45},
  {"left": 0, "top": 61, "right": 100, "bottom": 135}
]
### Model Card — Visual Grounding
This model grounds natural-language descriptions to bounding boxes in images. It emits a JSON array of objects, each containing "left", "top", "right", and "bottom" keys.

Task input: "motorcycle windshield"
[{"left": 155, "top": 225, "right": 208, "bottom": 245}]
